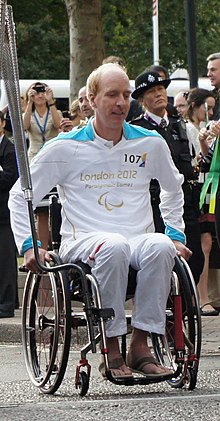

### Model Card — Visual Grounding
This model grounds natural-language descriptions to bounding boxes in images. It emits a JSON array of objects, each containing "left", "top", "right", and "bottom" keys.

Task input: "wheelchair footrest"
[{"left": 91, "top": 307, "right": 115, "bottom": 321}]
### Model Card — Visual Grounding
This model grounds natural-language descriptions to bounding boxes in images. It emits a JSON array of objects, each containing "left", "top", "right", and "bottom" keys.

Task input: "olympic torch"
[{"left": 152, "top": 0, "right": 159, "bottom": 65}]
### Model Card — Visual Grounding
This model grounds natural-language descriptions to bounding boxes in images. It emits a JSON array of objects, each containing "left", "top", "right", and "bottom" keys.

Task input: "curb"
[{"left": 0, "top": 309, "right": 22, "bottom": 343}]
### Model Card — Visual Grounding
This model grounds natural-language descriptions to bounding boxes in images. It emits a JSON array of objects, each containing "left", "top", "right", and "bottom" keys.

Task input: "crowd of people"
[{"left": 1, "top": 51, "right": 220, "bottom": 380}]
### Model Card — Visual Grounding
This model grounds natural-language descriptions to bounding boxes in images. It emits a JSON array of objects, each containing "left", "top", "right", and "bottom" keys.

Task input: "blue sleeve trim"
[
  {"left": 20, "top": 235, "right": 42, "bottom": 256},
  {"left": 165, "top": 224, "right": 186, "bottom": 245}
]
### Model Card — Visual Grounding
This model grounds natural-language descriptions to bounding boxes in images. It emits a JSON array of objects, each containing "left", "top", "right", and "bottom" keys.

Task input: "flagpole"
[{"left": 152, "top": 0, "right": 159, "bottom": 64}]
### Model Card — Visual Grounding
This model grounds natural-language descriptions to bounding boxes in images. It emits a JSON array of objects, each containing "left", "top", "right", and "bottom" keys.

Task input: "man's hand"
[
  {"left": 24, "top": 248, "right": 51, "bottom": 273},
  {"left": 172, "top": 240, "right": 192, "bottom": 261}
]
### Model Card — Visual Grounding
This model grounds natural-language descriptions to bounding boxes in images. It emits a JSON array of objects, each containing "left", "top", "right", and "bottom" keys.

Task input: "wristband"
[{"left": 48, "top": 102, "right": 56, "bottom": 107}]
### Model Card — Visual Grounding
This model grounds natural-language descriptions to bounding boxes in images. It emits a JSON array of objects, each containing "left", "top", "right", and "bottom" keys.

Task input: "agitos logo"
[{"left": 98, "top": 192, "right": 124, "bottom": 211}]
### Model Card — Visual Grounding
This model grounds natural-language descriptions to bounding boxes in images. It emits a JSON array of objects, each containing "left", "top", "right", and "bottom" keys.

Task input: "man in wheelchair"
[{"left": 9, "top": 63, "right": 192, "bottom": 380}]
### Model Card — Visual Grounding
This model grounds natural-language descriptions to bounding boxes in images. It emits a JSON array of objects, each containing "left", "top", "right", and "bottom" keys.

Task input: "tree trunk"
[{"left": 64, "top": 0, "right": 105, "bottom": 103}]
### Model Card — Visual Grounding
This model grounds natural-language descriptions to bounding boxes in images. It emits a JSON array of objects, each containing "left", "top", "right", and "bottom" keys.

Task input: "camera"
[
  {"left": 34, "top": 85, "right": 45, "bottom": 93},
  {"left": 62, "top": 110, "right": 73, "bottom": 120}
]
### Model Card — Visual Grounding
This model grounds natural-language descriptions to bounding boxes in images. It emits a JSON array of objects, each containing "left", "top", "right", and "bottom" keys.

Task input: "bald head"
[
  {"left": 174, "top": 91, "right": 187, "bottom": 117},
  {"left": 87, "top": 63, "right": 129, "bottom": 98}
]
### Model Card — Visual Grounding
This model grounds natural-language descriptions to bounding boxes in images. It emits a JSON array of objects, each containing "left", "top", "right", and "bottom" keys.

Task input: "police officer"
[{"left": 130, "top": 71, "right": 204, "bottom": 284}]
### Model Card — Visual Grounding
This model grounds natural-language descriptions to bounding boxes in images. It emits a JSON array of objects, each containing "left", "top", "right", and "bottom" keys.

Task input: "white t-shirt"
[{"left": 9, "top": 120, "right": 184, "bottom": 253}]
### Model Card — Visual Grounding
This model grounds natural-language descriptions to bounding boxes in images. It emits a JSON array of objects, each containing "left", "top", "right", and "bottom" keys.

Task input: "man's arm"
[
  {"left": 150, "top": 136, "right": 192, "bottom": 258},
  {"left": 9, "top": 139, "right": 68, "bottom": 255},
  {"left": 152, "top": 137, "right": 185, "bottom": 234}
]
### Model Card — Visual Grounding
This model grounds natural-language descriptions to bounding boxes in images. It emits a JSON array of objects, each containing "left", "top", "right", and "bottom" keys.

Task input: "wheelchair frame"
[{"left": 21, "top": 195, "right": 202, "bottom": 396}]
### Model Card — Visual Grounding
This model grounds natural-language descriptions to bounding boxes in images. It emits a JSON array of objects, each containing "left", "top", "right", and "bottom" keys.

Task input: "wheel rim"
[{"left": 22, "top": 271, "right": 60, "bottom": 387}]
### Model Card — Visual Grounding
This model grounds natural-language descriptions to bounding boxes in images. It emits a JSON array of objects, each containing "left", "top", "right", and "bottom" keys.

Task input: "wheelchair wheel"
[
  {"left": 22, "top": 258, "right": 71, "bottom": 394},
  {"left": 76, "top": 371, "right": 90, "bottom": 397},
  {"left": 152, "top": 256, "right": 201, "bottom": 390}
]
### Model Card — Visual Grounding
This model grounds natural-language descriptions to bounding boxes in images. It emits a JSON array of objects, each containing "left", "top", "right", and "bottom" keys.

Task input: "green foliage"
[
  {"left": 196, "top": 0, "right": 220, "bottom": 76},
  {"left": 102, "top": 1, "right": 153, "bottom": 78},
  {"left": 6, "top": 0, "right": 220, "bottom": 80},
  {"left": 8, "top": 0, "right": 69, "bottom": 79},
  {"left": 102, "top": 0, "right": 220, "bottom": 78}
]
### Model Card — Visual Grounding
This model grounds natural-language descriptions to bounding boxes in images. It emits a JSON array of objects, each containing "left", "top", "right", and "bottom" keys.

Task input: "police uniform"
[{"left": 131, "top": 111, "right": 204, "bottom": 284}]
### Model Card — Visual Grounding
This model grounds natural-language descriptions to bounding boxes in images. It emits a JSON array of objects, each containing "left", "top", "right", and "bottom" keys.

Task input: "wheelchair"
[{"left": 21, "top": 195, "right": 202, "bottom": 396}]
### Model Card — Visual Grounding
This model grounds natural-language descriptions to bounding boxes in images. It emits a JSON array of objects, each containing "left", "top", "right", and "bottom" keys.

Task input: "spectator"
[
  {"left": 102, "top": 55, "right": 127, "bottom": 72},
  {"left": 174, "top": 91, "right": 188, "bottom": 118},
  {"left": 207, "top": 52, "right": 220, "bottom": 120},
  {"left": 59, "top": 98, "right": 86, "bottom": 132},
  {"left": 23, "top": 82, "right": 62, "bottom": 249},
  {"left": 184, "top": 88, "right": 218, "bottom": 316},
  {"left": 185, "top": 88, "right": 215, "bottom": 165},
  {"left": 199, "top": 121, "right": 220, "bottom": 315},
  {"left": 70, "top": 98, "right": 86, "bottom": 126},
  {"left": 23, "top": 82, "right": 62, "bottom": 162},
  {"left": 60, "top": 84, "right": 94, "bottom": 133},
  {"left": 130, "top": 70, "right": 204, "bottom": 285},
  {"left": 78, "top": 86, "right": 94, "bottom": 120},
  {"left": 205, "top": 52, "right": 220, "bottom": 253},
  {"left": 0, "top": 111, "right": 19, "bottom": 318},
  {"left": 1, "top": 104, "right": 13, "bottom": 139},
  {"left": 9, "top": 63, "right": 191, "bottom": 379}
]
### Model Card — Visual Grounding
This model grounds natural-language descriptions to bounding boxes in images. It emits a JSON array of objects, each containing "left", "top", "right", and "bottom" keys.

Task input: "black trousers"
[
  {"left": 0, "top": 224, "right": 17, "bottom": 313},
  {"left": 151, "top": 184, "right": 204, "bottom": 285}
]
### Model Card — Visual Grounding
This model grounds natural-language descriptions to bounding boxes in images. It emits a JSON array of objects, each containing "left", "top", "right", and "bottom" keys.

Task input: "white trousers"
[{"left": 59, "top": 232, "right": 176, "bottom": 337}]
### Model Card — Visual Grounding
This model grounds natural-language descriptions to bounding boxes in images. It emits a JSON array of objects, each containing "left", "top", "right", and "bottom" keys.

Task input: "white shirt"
[{"left": 9, "top": 122, "right": 184, "bottom": 253}]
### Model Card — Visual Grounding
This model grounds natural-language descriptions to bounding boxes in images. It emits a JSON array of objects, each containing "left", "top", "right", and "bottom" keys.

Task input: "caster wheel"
[
  {"left": 77, "top": 371, "right": 89, "bottom": 397},
  {"left": 188, "top": 364, "right": 199, "bottom": 390}
]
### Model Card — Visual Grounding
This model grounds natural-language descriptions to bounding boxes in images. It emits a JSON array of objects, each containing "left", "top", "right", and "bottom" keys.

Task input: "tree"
[
  {"left": 7, "top": 0, "right": 220, "bottom": 83},
  {"left": 9, "top": 0, "right": 69, "bottom": 79},
  {"left": 64, "top": 0, "right": 105, "bottom": 101},
  {"left": 102, "top": 0, "right": 220, "bottom": 78},
  {"left": 102, "top": 1, "right": 153, "bottom": 79}
]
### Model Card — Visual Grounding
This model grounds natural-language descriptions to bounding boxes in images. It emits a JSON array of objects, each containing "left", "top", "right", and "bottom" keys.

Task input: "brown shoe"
[
  {"left": 99, "top": 356, "right": 133, "bottom": 380},
  {"left": 127, "top": 355, "right": 173, "bottom": 378}
]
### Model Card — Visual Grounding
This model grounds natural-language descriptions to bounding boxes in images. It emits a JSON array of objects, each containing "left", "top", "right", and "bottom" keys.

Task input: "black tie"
[{"left": 160, "top": 118, "right": 167, "bottom": 128}]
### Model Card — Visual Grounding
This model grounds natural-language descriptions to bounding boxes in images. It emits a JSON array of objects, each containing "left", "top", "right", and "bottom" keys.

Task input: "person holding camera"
[
  {"left": 59, "top": 86, "right": 94, "bottom": 133},
  {"left": 60, "top": 98, "right": 86, "bottom": 132},
  {"left": 23, "top": 82, "right": 62, "bottom": 250},
  {"left": 23, "top": 82, "right": 62, "bottom": 162}
]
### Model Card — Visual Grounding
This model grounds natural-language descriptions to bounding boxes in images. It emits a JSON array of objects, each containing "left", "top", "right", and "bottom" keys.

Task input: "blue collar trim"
[{"left": 45, "top": 117, "right": 160, "bottom": 146}]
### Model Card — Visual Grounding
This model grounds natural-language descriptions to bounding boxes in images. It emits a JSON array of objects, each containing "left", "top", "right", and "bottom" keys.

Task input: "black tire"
[
  {"left": 179, "top": 257, "right": 202, "bottom": 361},
  {"left": 77, "top": 371, "right": 90, "bottom": 397},
  {"left": 152, "top": 256, "right": 201, "bottom": 390},
  {"left": 22, "top": 255, "right": 71, "bottom": 394}
]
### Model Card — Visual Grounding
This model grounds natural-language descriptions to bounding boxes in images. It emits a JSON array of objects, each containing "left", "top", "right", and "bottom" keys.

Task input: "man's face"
[
  {"left": 174, "top": 93, "right": 187, "bottom": 117},
  {"left": 89, "top": 70, "right": 131, "bottom": 130},
  {"left": 141, "top": 84, "right": 168, "bottom": 116},
  {"left": 78, "top": 87, "right": 94, "bottom": 118},
  {"left": 207, "top": 59, "right": 220, "bottom": 89}
]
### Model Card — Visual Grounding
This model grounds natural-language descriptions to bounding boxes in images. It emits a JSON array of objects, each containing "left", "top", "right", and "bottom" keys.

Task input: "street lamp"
[{"left": 184, "top": 0, "right": 198, "bottom": 88}]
